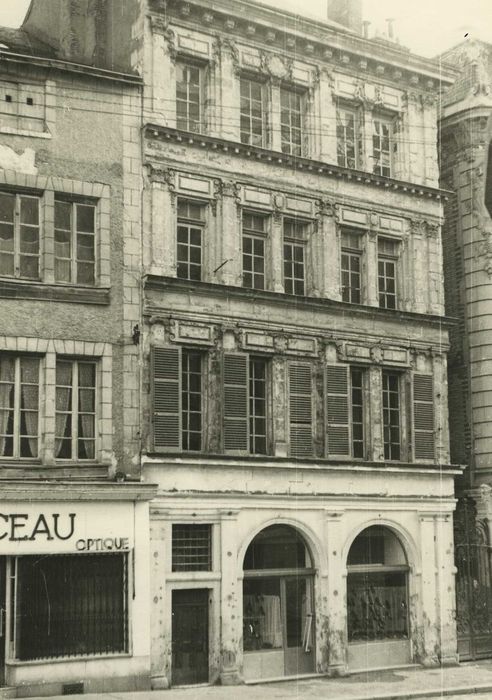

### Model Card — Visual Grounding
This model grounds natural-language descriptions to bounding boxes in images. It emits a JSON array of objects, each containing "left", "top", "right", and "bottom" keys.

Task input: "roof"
[{"left": 0, "top": 26, "right": 57, "bottom": 58}]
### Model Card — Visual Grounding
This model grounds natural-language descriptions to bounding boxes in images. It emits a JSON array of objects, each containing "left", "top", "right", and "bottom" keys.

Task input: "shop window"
[
  {"left": 177, "top": 199, "right": 205, "bottom": 281},
  {"left": 223, "top": 353, "right": 270, "bottom": 455},
  {"left": 378, "top": 237, "right": 399, "bottom": 309},
  {"left": 280, "top": 88, "right": 304, "bottom": 156},
  {"left": 0, "top": 354, "right": 40, "bottom": 459},
  {"left": 283, "top": 219, "right": 308, "bottom": 296},
  {"left": 152, "top": 346, "right": 206, "bottom": 452},
  {"left": 341, "top": 230, "right": 363, "bottom": 304},
  {"left": 336, "top": 106, "right": 362, "bottom": 169},
  {"left": 325, "top": 365, "right": 365, "bottom": 459},
  {"left": 240, "top": 77, "right": 266, "bottom": 147},
  {"left": 347, "top": 526, "right": 408, "bottom": 642},
  {"left": 172, "top": 524, "right": 212, "bottom": 572},
  {"left": 55, "top": 359, "right": 97, "bottom": 461},
  {"left": 176, "top": 62, "right": 203, "bottom": 133},
  {"left": 54, "top": 199, "right": 96, "bottom": 285},
  {"left": 15, "top": 553, "right": 128, "bottom": 660},
  {"left": 0, "top": 192, "right": 40, "bottom": 280},
  {"left": 242, "top": 211, "right": 268, "bottom": 290}
]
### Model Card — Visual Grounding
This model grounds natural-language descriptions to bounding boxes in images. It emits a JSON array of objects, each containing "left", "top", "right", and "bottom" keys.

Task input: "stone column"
[
  {"left": 433, "top": 352, "right": 450, "bottom": 465},
  {"left": 316, "top": 199, "right": 340, "bottom": 300},
  {"left": 322, "top": 511, "right": 347, "bottom": 675},
  {"left": 365, "top": 229, "right": 379, "bottom": 307},
  {"left": 149, "top": 18, "right": 176, "bottom": 126},
  {"left": 270, "top": 80, "right": 282, "bottom": 152},
  {"left": 217, "top": 39, "right": 241, "bottom": 141},
  {"left": 368, "top": 365, "right": 384, "bottom": 460},
  {"left": 419, "top": 515, "right": 439, "bottom": 666},
  {"left": 149, "top": 168, "right": 176, "bottom": 277},
  {"left": 272, "top": 354, "right": 288, "bottom": 457},
  {"left": 318, "top": 67, "right": 336, "bottom": 163},
  {"left": 362, "top": 106, "right": 373, "bottom": 172},
  {"left": 149, "top": 515, "right": 169, "bottom": 690},
  {"left": 214, "top": 180, "right": 241, "bottom": 286},
  {"left": 219, "top": 510, "right": 241, "bottom": 685},
  {"left": 435, "top": 513, "right": 459, "bottom": 666},
  {"left": 270, "top": 209, "right": 284, "bottom": 293},
  {"left": 408, "top": 220, "right": 427, "bottom": 314}
]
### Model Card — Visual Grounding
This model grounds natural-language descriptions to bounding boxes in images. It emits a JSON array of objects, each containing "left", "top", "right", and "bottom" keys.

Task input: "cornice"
[
  {"left": 145, "top": 124, "right": 451, "bottom": 202},
  {"left": 0, "top": 481, "right": 159, "bottom": 502},
  {"left": 149, "top": 0, "right": 455, "bottom": 90},
  {"left": 143, "top": 275, "right": 455, "bottom": 330}
]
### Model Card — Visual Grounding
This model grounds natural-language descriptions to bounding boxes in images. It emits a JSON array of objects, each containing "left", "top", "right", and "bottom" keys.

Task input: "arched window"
[
  {"left": 347, "top": 526, "right": 409, "bottom": 643},
  {"left": 243, "top": 524, "right": 312, "bottom": 571}
]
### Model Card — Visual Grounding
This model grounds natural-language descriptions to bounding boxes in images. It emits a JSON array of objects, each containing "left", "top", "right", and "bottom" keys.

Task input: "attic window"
[
  {"left": 5, "top": 95, "right": 11, "bottom": 103},
  {"left": 26, "top": 97, "right": 34, "bottom": 106}
]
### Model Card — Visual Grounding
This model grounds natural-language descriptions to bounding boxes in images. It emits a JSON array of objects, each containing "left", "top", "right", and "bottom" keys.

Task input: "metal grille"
[
  {"left": 16, "top": 553, "right": 128, "bottom": 661},
  {"left": 172, "top": 524, "right": 212, "bottom": 572}
]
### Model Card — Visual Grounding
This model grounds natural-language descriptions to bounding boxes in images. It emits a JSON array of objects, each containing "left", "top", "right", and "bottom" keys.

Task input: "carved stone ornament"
[
  {"left": 218, "top": 36, "right": 240, "bottom": 72},
  {"left": 261, "top": 52, "right": 293, "bottom": 81},
  {"left": 316, "top": 197, "right": 337, "bottom": 219},
  {"left": 370, "top": 345, "right": 383, "bottom": 364},
  {"left": 273, "top": 335, "right": 288, "bottom": 352},
  {"left": 149, "top": 14, "right": 169, "bottom": 35}
]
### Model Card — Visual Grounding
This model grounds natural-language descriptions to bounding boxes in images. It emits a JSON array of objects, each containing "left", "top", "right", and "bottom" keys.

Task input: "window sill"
[{"left": 0, "top": 279, "right": 110, "bottom": 304}]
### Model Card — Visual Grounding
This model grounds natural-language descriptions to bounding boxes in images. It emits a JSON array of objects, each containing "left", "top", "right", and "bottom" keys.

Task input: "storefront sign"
[{"left": 0, "top": 502, "right": 135, "bottom": 555}]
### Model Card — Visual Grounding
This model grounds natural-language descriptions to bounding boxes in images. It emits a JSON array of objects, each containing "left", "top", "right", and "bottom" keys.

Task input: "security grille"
[{"left": 172, "top": 524, "right": 212, "bottom": 572}]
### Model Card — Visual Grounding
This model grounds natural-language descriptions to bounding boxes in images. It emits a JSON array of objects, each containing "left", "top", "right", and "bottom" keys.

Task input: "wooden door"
[{"left": 172, "top": 589, "right": 209, "bottom": 685}]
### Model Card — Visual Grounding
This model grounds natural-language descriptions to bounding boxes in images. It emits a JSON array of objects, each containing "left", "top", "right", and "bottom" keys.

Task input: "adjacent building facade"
[
  {"left": 0, "top": 12, "right": 156, "bottom": 696},
  {"left": 0, "top": 0, "right": 463, "bottom": 693}
]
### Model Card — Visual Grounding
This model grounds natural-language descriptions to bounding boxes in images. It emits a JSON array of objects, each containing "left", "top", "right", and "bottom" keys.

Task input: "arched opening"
[
  {"left": 242, "top": 525, "right": 315, "bottom": 681},
  {"left": 347, "top": 525, "right": 411, "bottom": 670}
]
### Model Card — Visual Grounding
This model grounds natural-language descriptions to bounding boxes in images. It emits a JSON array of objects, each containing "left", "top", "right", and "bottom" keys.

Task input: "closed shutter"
[
  {"left": 223, "top": 353, "right": 249, "bottom": 452},
  {"left": 413, "top": 374, "right": 435, "bottom": 460},
  {"left": 289, "top": 363, "right": 313, "bottom": 458},
  {"left": 326, "top": 365, "right": 351, "bottom": 456},
  {"left": 152, "top": 346, "right": 181, "bottom": 451}
]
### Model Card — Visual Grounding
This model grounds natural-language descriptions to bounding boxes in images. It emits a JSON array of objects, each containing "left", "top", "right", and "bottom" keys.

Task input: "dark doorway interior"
[{"left": 171, "top": 588, "right": 209, "bottom": 685}]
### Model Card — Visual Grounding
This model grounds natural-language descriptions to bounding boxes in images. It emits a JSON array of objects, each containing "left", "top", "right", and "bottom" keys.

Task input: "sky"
[{"left": 0, "top": 0, "right": 491, "bottom": 58}]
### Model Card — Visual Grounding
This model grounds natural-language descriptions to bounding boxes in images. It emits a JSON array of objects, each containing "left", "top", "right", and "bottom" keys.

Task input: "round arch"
[{"left": 342, "top": 518, "right": 419, "bottom": 572}]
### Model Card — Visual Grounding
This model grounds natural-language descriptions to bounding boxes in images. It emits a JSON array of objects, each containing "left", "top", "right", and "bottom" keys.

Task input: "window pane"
[
  {"left": 54, "top": 200, "right": 71, "bottom": 230},
  {"left": 77, "top": 234, "right": 95, "bottom": 262},
  {"left": 0, "top": 193, "right": 14, "bottom": 223},
  {"left": 20, "top": 197, "right": 39, "bottom": 225},
  {"left": 77, "top": 205, "right": 95, "bottom": 233}
]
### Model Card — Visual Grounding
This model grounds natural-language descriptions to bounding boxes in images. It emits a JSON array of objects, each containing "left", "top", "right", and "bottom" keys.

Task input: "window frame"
[
  {"left": 378, "top": 236, "right": 400, "bottom": 310},
  {"left": 176, "top": 198, "right": 206, "bottom": 282},
  {"left": 176, "top": 60, "right": 205, "bottom": 134},
  {"left": 55, "top": 357, "right": 98, "bottom": 462},
  {"left": 372, "top": 114, "right": 394, "bottom": 177},
  {"left": 248, "top": 355, "right": 269, "bottom": 455},
  {"left": 242, "top": 210, "right": 268, "bottom": 291},
  {"left": 181, "top": 348, "right": 203, "bottom": 452},
  {"left": 240, "top": 75, "right": 267, "bottom": 148},
  {"left": 381, "top": 370, "right": 403, "bottom": 462},
  {"left": 0, "top": 354, "right": 41, "bottom": 461},
  {"left": 54, "top": 198, "right": 97, "bottom": 286},
  {"left": 336, "top": 104, "right": 362, "bottom": 170},
  {"left": 341, "top": 229, "right": 364, "bottom": 304},
  {"left": 280, "top": 86, "right": 305, "bottom": 157},
  {"left": 283, "top": 218, "right": 308, "bottom": 296},
  {"left": 0, "top": 191, "right": 40, "bottom": 281}
]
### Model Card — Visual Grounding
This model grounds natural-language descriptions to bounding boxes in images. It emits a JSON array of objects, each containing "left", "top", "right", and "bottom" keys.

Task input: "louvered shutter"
[
  {"left": 413, "top": 374, "right": 435, "bottom": 461},
  {"left": 152, "top": 346, "right": 181, "bottom": 451},
  {"left": 326, "top": 365, "right": 351, "bottom": 456},
  {"left": 223, "top": 353, "right": 249, "bottom": 452},
  {"left": 289, "top": 363, "right": 313, "bottom": 458}
]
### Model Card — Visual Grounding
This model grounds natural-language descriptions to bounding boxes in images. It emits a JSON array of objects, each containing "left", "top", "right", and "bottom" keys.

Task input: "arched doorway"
[
  {"left": 242, "top": 524, "right": 315, "bottom": 681},
  {"left": 346, "top": 525, "right": 411, "bottom": 670}
]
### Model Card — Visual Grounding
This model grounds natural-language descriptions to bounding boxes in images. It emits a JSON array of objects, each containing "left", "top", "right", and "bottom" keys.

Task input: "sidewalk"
[{"left": 30, "top": 661, "right": 492, "bottom": 700}]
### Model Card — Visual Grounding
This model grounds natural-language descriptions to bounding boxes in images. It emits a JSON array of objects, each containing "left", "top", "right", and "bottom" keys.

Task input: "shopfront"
[{"left": 0, "top": 489, "right": 154, "bottom": 697}]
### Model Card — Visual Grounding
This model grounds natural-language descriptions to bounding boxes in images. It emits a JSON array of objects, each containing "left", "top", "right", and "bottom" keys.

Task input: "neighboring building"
[
  {"left": 0, "top": 11, "right": 156, "bottom": 697},
  {"left": 14, "top": 0, "right": 460, "bottom": 691},
  {"left": 439, "top": 39, "right": 492, "bottom": 662}
]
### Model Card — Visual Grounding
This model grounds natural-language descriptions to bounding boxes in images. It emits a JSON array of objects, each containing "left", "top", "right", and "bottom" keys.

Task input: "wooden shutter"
[
  {"left": 223, "top": 353, "right": 249, "bottom": 452},
  {"left": 289, "top": 363, "right": 313, "bottom": 458},
  {"left": 152, "top": 346, "right": 181, "bottom": 451},
  {"left": 326, "top": 365, "right": 351, "bottom": 457},
  {"left": 413, "top": 374, "right": 435, "bottom": 461}
]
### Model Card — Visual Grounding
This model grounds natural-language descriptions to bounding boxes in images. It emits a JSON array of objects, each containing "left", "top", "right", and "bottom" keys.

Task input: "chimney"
[{"left": 327, "top": 0, "right": 363, "bottom": 34}]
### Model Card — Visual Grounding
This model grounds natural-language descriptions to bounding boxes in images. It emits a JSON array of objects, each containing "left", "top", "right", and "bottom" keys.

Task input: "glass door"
[{"left": 283, "top": 576, "right": 314, "bottom": 676}]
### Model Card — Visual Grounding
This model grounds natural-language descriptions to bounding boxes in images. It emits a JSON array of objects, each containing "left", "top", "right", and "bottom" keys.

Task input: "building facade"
[
  {"left": 10, "top": 0, "right": 461, "bottom": 692},
  {"left": 440, "top": 39, "right": 492, "bottom": 662},
  {"left": 0, "top": 12, "right": 156, "bottom": 696}
]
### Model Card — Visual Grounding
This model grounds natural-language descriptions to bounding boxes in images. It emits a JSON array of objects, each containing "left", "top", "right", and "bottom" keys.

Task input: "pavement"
[{"left": 27, "top": 662, "right": 492, "bottom": 700}]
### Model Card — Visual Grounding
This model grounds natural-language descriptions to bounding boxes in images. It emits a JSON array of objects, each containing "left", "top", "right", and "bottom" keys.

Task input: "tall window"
[
  {"left": 378, "top": 237, "right": 398, "bottom": 309},
  {"left": 0, "top": 355, "right": 39, "bottom": 459},
  {"left": 351, "top": 368, "right": 364, "bottom": 459},
  {"left": 382, "top": 371, "right": 401, "bottom": 461},
  {"left": 336, "top": 107, "right": 361, "bottom": 169},
  {"left": 0, "top": 192, "right": 39, "bottom": 279},
  {"left": 280, "top": 88, "right": 303, "bottom": 156},
  {"left": 240, "top": 78, "right": 265, "bottom": 147},
  {"left": 55, "top": 359, "right": 96, "bottom": 460},
  {"left": 181, "top": 349, "right": 202, "bottom": 451},
  {"left": 341, "top": 231, "right": 362, "bottom": 304},
  {"left": 54, "top": 200, "right": 96, "bottom": 285},
  {"left": 325, "top": 364, "right": 365, "bottom": 459},
  {"left": 242, "top": 212, "right": 267, "bottom": 290},
  {"left": 283, "top": 219, "right": 307, "bottom": 296},
  {"left": 373, "top": 117, "right": 393, "bottom": 177},
  {"left": 177, "top": 199, "right": 204, "bottom": 281},
  {"left": 249, "top": 357, "right": 267, "bottom": 454},
  {"left": 176, "top": 62, "right": 202, "bottom": 133}
]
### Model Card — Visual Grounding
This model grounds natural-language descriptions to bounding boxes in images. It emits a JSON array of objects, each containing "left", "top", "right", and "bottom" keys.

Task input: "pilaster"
[
  {"left": 318, "top": 68, "right": 336, "bottom": 163},
  {"left": 322, "top": 510, "right": 347, "bottom": 675},
  {"left": 149, "top": 168, "right": 176, "bottom": 277},
  {"left": 368, "top": 365, "right": 384, "bottom": 460},
  {"left": 419, "top": 515, "right": 439, "bottom": 666},
  {"left": 215, "top": 180, "right": 241, "bottom": 286},
  {"left": 365, "top": 229, "right": 379, "bottom": 307},
  {"left": 316, "top": 199, "right": 340, "bottom": 300},
  {"left": 219, "top": 510, "right": 241, "bottom": 685},
  {"left": 270, "top": 208, "right": 284, "bottom": 293}
]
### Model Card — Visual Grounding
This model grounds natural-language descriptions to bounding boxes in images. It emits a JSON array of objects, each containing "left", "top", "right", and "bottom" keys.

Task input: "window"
[
  {"left": 16, "top": 553, "right": 128, "bottom": 660},
  {"left": 55, "top": 359, "right": 97, "bottom": 460},
  {"left": 249, "top": 357, "right": 267, "bottom": 454},
  {"left": 176, "top": 62, "right": 202, "bottom": 133},
  {"left": 325, "top": 365, "right": 365, "bottom": 459},
  {"left": 373, "top": 117, "right": 393, "bottom": 177},
  {"left": 242, "top": 212, "right": 267, "bottom": 290},
  {"left": 378, "top": 237, "right": 398, "bottom": 309},
  {"left": 54, "top": 200, "right": 96, "bottom": 285},
  {"left": 172, "top": 524, "right": 212, "bottom": 572},
  {"left": 181, "top": 349, "right": 202, "bottom": 451},
  {"left": 289, "top": 363, "right": 313, "bottom": 458},
  {"left": 341, "top": 231, "right": 362, "bottom": 304},
  {"left": 0, "top": 355, "right": 39, "bottom": 459},
  {"left": 177, "top": 199, "right": 204, "bottom": 281},
  {"left": 280, "top": 88, "right": 303, "bottom": 156},
  {"left": 283, "top": 219, "right": 307, "bottom": 296},
  {"left": 0, "top": 192, "right": 39, "bottom": 279},
  {"left": 336, "top": 107, "right": 361, "bottom": 169},
  {"left": 382, "top": 371, "right": 401, "bottom": 461},
  {"left": 240, "top": 78, "right": 265, "bottom": 147}
]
